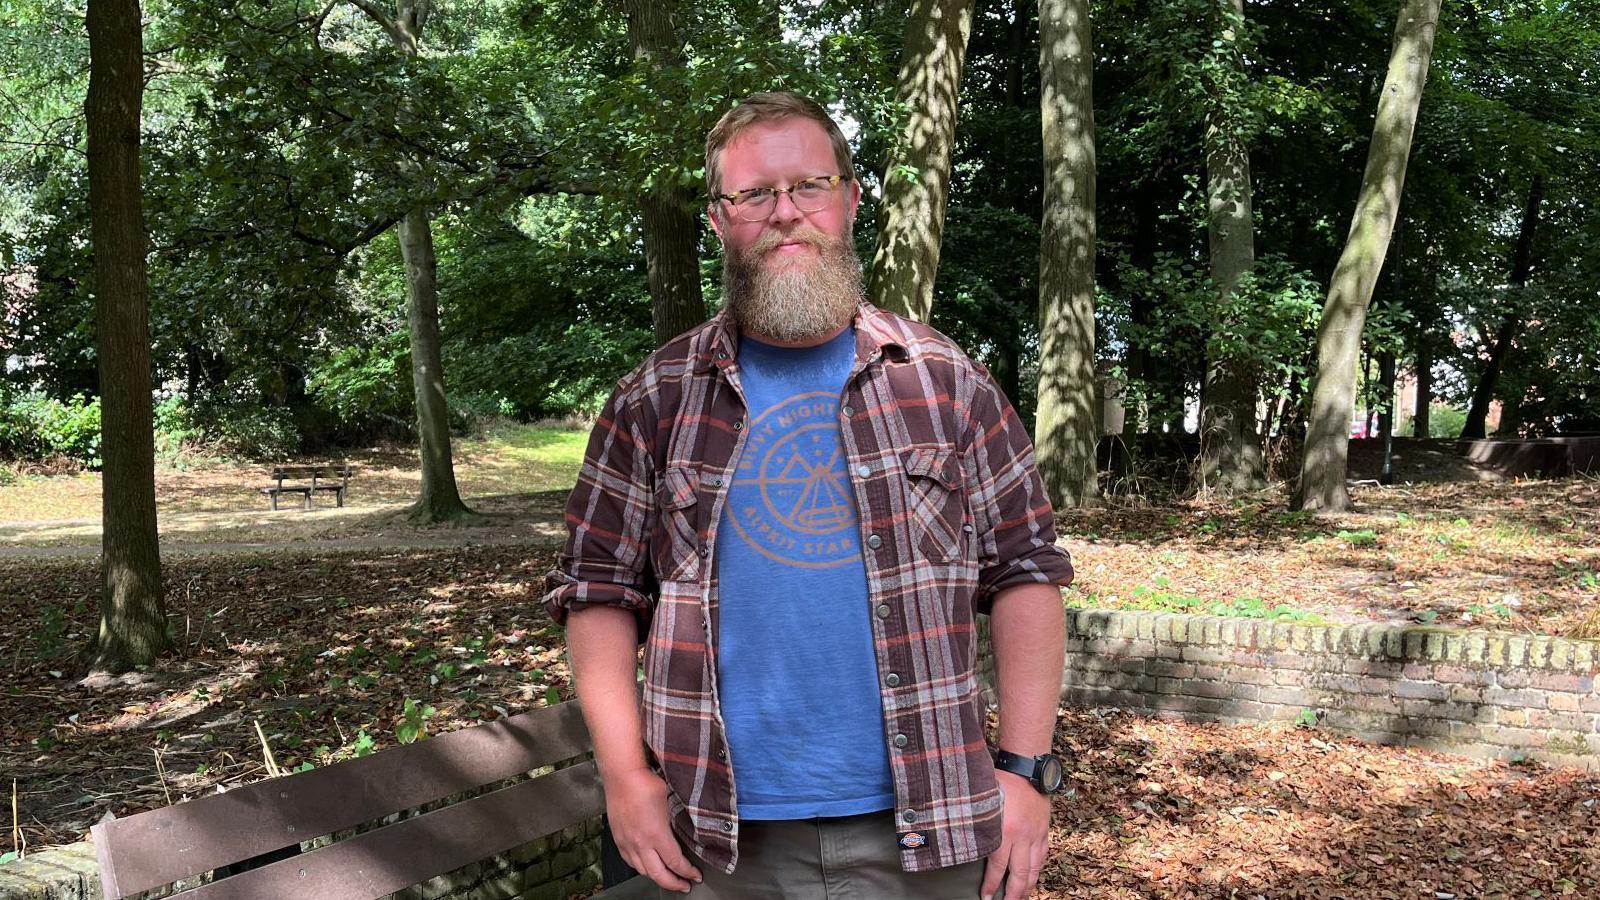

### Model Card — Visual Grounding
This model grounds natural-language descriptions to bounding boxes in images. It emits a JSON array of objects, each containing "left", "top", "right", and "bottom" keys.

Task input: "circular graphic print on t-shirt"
[{"left": 727, "top": 391, "right": 859, "bottom": 569}]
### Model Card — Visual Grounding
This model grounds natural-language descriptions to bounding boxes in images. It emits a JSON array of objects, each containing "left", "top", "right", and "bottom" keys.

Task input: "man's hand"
[
  {"left": 980, "top": 771, "right": 1052, "bottom": 900},
  {"left": 604, "top": 767, "right": 703, "bottom": 893}
]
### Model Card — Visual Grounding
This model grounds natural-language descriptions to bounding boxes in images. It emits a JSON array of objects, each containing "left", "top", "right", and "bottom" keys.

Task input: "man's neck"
[{"left": 741, "top": 320, "right": 851, "bottom": 349}]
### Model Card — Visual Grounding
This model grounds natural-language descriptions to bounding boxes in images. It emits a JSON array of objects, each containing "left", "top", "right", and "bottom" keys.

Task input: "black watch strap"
[{"left": 993, "top": 749, "right": 1063, "bottom": 794}]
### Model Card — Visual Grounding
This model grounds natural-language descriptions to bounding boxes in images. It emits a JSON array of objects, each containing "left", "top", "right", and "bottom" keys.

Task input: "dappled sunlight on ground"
[
  {"left": 1060, "top": 478, "right": 1600, "bottom": 638},
  {"left": 0, "top": 424, "right": 587, "bottom": 548}
]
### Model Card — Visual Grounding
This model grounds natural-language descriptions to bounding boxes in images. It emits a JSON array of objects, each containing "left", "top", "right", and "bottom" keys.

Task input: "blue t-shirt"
[{"left": 714, "top": 325, "right": 895, "bottom": 820}]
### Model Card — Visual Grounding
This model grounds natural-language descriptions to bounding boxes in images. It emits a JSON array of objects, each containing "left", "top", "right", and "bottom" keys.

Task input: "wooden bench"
[
  {"left": 259, "top": 465, "right": 355, "bottom": 511},
  {"left": 91, "top": 701, "right": 650, "bottom": 900}
]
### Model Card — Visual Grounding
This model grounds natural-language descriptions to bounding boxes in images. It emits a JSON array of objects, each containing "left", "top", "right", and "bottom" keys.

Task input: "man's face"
[{"left": 708, "top": 117, "right": 865, "bottom": 344}]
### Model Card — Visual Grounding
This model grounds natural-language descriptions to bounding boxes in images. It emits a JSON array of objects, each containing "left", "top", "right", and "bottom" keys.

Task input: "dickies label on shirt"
[
  {"left": 898, "top": 831, "right": 928, "bottom": 849},
  {"left": 543, "top": 301, "right": 1074, "bottom": 876}
]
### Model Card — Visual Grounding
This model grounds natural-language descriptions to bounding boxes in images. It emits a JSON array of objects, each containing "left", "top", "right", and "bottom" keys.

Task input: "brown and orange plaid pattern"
[{"left": 543, "top": 301, "right": 1073, "bottom": 875}]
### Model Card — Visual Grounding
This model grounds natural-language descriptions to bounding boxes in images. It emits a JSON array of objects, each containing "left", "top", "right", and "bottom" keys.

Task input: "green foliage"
[
  {"left": 0, "top": 391, "right": 102, "bottom": 466},
  {"left": 1335, "top": 529, "right": 1378, "bottom": 547},
  {"left": 395, "top": 697, "right": 437, "bottom": 744}
]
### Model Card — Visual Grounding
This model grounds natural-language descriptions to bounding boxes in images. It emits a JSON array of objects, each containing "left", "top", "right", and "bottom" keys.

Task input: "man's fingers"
[
  {"left": 640, "top": 849, "right": 693, "bottom": 893},
  {"left": 1003, "top": 843, "right": 1040, "bottom": 900},
  {"left": 980, "top": 849, "right": 1009, "bottom": 900},
  {"left": 658, "top": 838, "right": 703, "bottom": 883}
]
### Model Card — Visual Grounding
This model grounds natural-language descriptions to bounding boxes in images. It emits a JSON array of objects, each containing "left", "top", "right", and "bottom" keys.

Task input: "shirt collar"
[{"left": 694, "top": 301, "right": 910, "bottom": 373}]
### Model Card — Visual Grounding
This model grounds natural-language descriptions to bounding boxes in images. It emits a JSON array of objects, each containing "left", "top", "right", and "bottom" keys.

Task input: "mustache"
[{"left": 747, "top": 226, "right": 835, "bottom": 256}]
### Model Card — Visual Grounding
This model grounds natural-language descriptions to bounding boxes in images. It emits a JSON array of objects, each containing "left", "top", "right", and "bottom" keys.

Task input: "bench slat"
[
  {"left": 179, "top": 760, "right": 603, "bottom": 900},
  {"left": 92, "top": 701, "right": 591, "bottom": 898}
]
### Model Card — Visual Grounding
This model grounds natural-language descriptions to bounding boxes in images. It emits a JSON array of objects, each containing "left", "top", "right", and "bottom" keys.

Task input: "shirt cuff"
[{"left": 977, "top": 543, "right": 1074, "bottom": 614}]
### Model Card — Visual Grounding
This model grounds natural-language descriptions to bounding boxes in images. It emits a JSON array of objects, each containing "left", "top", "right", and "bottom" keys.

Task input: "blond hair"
[{"left": 704, "top": 91, "right": 854, "bottom": 198}]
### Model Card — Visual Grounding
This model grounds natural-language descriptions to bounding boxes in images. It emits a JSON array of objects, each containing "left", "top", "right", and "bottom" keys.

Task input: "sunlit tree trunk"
[
  {"left": 1295, "top": 0, "right": 1441, "bottom": 513},
  {"left": 1462, "top": 172, "right": 1543, "bottom": 439},
  {"left": 86, "top": 0, "right": 166, "bottom": 673},
  {"left": 348, "top": 0, "right": 475, "bottom": 522},
  {"left": 869, "top": 0, "right": 975, "bottom": 322},
  {"left": 1035, "top": 0, "right": 1098, "bottom": 508},
  {"left": 1198, "top": 0, "right": 1264, "bottom": 495},
  {"left": 621, "top": 0, "right": 706, "bottom": 346}
]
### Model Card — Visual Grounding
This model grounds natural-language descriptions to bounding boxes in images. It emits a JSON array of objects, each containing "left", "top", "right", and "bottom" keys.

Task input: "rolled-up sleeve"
[
  {"left": 542, "top": 374, "right": 656, "bottom": 628},
  {"left": 964, "top": 364, "right": 1074, "bottom": 613}
]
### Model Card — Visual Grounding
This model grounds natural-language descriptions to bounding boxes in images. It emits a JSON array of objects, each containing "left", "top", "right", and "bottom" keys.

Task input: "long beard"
[{"left": 722, "top": 225, "right": 865, "bottom": 343}]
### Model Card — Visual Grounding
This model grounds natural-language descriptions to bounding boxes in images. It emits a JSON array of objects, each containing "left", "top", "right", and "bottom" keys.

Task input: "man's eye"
[
  {"left": 739, "top": 188, "right": 776, "bottom": 204},
  {"left": 794, "top": 179, "right": 826, "bottom": 197}
]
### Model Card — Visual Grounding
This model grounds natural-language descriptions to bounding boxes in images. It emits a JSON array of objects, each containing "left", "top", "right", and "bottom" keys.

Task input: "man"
[{"left": 543, "top": 91, "right": 1071, "bottom": 900}]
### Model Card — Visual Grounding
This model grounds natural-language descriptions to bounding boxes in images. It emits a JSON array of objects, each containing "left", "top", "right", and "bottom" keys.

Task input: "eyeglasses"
[{"left": 716, "top": 175, "right": 851, "bottom": 222}]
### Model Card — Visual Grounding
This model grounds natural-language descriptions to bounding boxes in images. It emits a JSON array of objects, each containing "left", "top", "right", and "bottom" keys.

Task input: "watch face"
[{"left": 1040, "top": 755, "right": 1065, "bottom": 793}]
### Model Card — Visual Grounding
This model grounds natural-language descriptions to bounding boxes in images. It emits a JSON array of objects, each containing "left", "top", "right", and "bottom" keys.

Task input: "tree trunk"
[
  {"left": 1462, "top": 172, "right": 1543, "bottom": 439},
  {"left": 1378, "top": 352, "right": 1396, "bottom": 439},
  {"left": 1294, "top": 0, "right": 1440, "bottom": 513},
  {"left": 1413, "top": 340, "right": 1431, "bottom": 437},
  {"left": 1034, "top": 0, "right": 1098, "bottom": 508},
  {"left": 86, "top": 0, "right": 166, "bottom": 674},
  {"left": 868, "top": 0, "right": 976, "bottom": 322},
  {"left": 355, "top": 0, "right": 475, "bottom": 523},
  {"left": 1197, "top": 0, "right": 1264, "bottom": 496},
  {"left": 621, "top": 0, "right": 707, "bottom": 346},
  {"left": 398, "top": 207, "right": 473, "bottom": 523}
]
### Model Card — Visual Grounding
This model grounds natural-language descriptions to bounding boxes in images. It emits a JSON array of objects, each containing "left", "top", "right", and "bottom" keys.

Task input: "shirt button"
[
  {"left": 855, "top": 464, "right": 871, "bottom": 478},
  {"left": 875, "top": 604, "right": 891, "bottom": 619},
  {"left": 962, "top": 523, "right": 974, "bottom": 533},
  {"left": 733, "top": 420, "right": 743, "bottom": 430},
  {"left": 893, "top": 733, "right": 909, "bottom": 748},
  {"left": 698, "top": 544, "right": 709, "bottom": 558},
  {"left": 842, "top": 404, "right": 854, "bottom": 417},
  {"left": 716, "top": 748, "right": 726, "bottom": 760},
  {"left": 866, "top": 534, "right": 883, "bottom": 549},
  {"left": 716, "top": 349, "right": 728, "bottom": 359},
  {"left": 710, "top": 476, "right": 723, "bottom": 488},
  {"left": 901, "top": 810, "right": 917, "bottom": 824},
  {"left": 722, "top": 821, "right": 735, "bottom": 832},
  {"left": 885, "top": 673, "right": 901, "bottom": 687}
]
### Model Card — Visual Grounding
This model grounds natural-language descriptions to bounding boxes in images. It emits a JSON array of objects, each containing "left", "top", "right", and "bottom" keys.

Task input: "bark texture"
[
  {"left": 1295, "top": 0, "right": 1441, "bottom": 513},
  {"left": 353, "top": 0, "right": 475, "bottom": 523},
  {"left": 1035, "top": 0, "right": 1099, "bottom": 508},
  {"left": 868, "top": 0, "right": 976, "bottom": 322},
  {"left": 622, "top": 0, "right": 707, "bottom": 346},
  {"left": 1462, "top": 172, "right": 1544, "bottom": 439},
  {"left": 1413, "top": 340, "right": 1432, "bottom": 437},
  {"left": 86, "top": 0, "right": 166, "bottom": 673},
  {"left": 1198, "top": 0, "right": 1264, "bottom": 495}
]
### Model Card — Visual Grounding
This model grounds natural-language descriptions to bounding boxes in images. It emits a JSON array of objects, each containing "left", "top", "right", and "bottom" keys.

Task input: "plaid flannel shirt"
[{"left": 542, "top": 301, "right": 1073, "bottom": 875}]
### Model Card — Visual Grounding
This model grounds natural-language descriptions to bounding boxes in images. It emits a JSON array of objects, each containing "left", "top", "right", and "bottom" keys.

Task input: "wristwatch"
[{"left": 993, "top": 748, "right": 1065, "bottom": 795}]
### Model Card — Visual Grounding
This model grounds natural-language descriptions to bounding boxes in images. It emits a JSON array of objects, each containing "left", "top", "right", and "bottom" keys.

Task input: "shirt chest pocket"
[
  {"left": 653, "top": 464, "right": 703, "bottom": 583},
  {"left": 900, "top": 446, "right": 969, "bottom": 563}
]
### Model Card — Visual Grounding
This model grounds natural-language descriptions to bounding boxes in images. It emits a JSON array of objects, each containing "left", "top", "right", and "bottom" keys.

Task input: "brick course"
[{"left": 980, "top": 610, "right": 1600, "bottom": 772}]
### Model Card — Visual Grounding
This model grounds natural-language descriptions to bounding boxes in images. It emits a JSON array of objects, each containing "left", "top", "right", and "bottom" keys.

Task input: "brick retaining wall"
[{"left": 979, "top": 609, "right": 1600, "bottom": 770}]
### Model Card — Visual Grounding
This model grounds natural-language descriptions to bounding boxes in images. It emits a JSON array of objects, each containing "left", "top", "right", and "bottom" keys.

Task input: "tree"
[
  {"left": 344, "top": 0, "right": 476, "bottom": 524},
  {"left": 1295, "top": 0, "right": 1442, "bottom": 513},
  {"left": 1197, "top": 0, "right": 1264, "bottom": 494},
  {"left": 868, "top": 0, "right": 976, "bottom": 322},
  {"left": 85, "top": 0, "right": 166, "bottom": 673},
  {"left": 1461, "top": 171, "right": 1544, "bottom": 439},
  {"left": 1034, "top": 0, "right": 1098, "bottom": 508},
  {"left": 620, "top": 0, "right": 707, "bottom": 347}
]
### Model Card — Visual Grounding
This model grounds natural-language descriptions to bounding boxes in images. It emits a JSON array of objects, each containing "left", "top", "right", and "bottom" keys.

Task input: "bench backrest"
[
  {"left": 270, "top": 465, "right": 356, "bottom": 482},
  {"left": 91, "top": 701, "right": 598, "bottom": 900}
]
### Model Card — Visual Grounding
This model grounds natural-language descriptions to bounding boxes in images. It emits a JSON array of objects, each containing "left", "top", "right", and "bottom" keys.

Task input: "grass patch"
[{"left": 1069, "top": 578, "right": 1325, "bottom": 623}]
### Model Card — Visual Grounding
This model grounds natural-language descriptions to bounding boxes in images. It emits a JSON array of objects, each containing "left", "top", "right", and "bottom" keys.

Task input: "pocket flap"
[
  {"left": 902, "top": 446, "right": 962, "bottom": 491},
  {"left": 658, "top": 465, "right": 700, "bottom": 511}
]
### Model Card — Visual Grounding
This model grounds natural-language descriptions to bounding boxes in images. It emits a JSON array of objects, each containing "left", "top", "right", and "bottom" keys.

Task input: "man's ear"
[
  {"left": 845, "top": 177, "right": 862, "bottom": 224},
  {"left": 707, "top": 202, "right": 725, "bottom": 242}
]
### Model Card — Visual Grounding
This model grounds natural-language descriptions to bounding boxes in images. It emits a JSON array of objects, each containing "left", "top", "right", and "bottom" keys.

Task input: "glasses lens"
[{"left": 737, "top": 192, "right": 775, "bottom": 221}]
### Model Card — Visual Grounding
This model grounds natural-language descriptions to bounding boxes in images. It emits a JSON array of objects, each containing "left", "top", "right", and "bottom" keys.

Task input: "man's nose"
[{"left": 765, "top": 189, "right": 805, "bottom": 227}]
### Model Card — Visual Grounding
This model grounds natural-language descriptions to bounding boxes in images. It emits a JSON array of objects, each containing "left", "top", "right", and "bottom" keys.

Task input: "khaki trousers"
[{"left": 665, "top": 810, "right": 999, "bottom": 899}]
